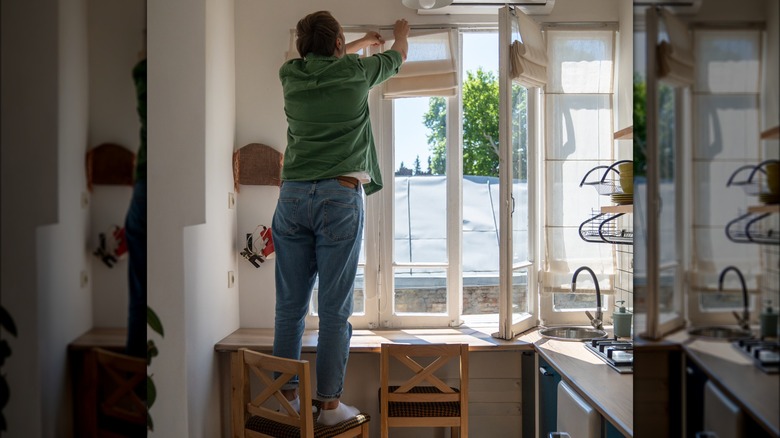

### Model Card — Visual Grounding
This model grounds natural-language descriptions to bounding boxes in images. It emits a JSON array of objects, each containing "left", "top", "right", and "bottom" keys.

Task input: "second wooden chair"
[{"left": 379, "top": 343, "right": 469, "bottom": 438}]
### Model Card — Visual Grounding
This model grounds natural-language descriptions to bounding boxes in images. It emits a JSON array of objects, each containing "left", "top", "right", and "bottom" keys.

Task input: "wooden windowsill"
[
  {"left": 68, "top": 327, "right": 127, "bottom": 351},
  {"left": 215, "top": 327, "right": 535, "bottom": 353}
]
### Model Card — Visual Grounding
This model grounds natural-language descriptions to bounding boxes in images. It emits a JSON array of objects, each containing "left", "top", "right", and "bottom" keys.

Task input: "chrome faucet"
[
  {"left": 719, "top": 266, "right": 750, "bottom": 331},
  {"left": 572, "top": 266, "right": 603, "bottom": 330}
]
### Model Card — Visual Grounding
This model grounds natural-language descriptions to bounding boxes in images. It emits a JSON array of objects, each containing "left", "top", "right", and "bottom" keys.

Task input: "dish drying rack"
[
  {"left": 726, "top": 159, "right": 777, "bottom": 197},
  {"left": 724, "top": 160, "right": 779, "bottom": 246},
  {"left": 579, "top": 209, "right": 633, "bottom": 245},
  {"left": 578, "top": 160, "right": 634, "bottom": 245},
  {"left": 579, "top": 160, "right": 632, "bottom": 195}
]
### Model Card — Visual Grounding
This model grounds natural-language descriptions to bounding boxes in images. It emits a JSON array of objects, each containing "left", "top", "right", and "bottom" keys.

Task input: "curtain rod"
[
  {"left": 541, "top": 21, "right": 619, "bottom": 31},
  {"left": 345, "top": 21, "right": 620, "bottom": 32}
]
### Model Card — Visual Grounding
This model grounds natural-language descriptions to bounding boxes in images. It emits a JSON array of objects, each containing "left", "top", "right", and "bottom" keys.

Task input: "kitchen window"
[
  {"left": 688, "top": 28, "right": 764, "bottom": 324},
  {"left": 539, "top": 27, "right": 620, "bottom": 326}
]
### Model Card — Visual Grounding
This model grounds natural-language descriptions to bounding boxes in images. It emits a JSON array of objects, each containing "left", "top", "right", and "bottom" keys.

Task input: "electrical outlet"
[
  {"left": 368, "top": 322, "right": 378, "bottom": 329},
  {"left": 81, "top": 192, "right": 89, "bottom": 209},
  {"left": 80, "top": 270, "right": 89, "bottom": 288},
  {"left": 382, "top": 320, "right": 392, "bottom": 328},
  {"left": 228, "top": 192, "right": 236, "bottom": 209},
  {"left": 227, "top": 270, "right": 235, "bottom": 288}
]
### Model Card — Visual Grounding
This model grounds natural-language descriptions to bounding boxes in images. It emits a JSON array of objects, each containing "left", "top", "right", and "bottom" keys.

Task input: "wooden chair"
[
  {"left": 232, "top": 348, "right": 370, "bottom": 438},
  {"left": 87, "top": 347, "right": 147, "bottom": 437},
  {"left": 379, "top": 343, "right": 469, "bottom": 438}
]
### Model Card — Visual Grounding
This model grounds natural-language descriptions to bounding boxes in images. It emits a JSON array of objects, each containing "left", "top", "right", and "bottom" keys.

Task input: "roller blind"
[
  {"left": 657, "top": 9, "right": 694, "bottom": 86},
  {"left": 509, "top": 9, "right": 547, "bottom": 89},
  {"left": 381, "top": 29, "right": 458, "bottom": 98}
]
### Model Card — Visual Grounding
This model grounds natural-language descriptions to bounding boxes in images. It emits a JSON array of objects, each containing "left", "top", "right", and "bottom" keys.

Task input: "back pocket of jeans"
[
  {"left": 323, "top": 200, "right": 358, "bottom": 241},
  {"left": 272, "top": 198, "right": 300, "bottom": 235}
]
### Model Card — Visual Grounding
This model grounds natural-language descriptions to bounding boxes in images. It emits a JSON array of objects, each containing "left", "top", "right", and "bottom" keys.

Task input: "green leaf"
[
  {"left": 147, "top": 306, "right": 164, "bottom": 337},
  {"left": 0, "top": 305, "right": 18, "bottom": 337},
  {"left": 147, "top": 340, "right": 159, "bottom": 366},
  {"left": 147, "top": 375, "right": 157, "bottom": 408}
]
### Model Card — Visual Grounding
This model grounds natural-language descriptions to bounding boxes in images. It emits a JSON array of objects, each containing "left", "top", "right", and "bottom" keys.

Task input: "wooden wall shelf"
[
  {"left": 602, "top": 204, "right": 633, "bottom": 214},
  {"left": 613, "top": 126, "right": 633, "bottom": 140},
  {"left": 760, "top": 126, "right": 779, "bottom": 140},
  {"left": 747, "top": 204, "right": 779, "bottom": 214}
]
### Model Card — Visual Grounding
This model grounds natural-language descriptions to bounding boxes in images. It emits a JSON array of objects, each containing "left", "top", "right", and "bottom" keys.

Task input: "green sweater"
[{"left": 279, "top": 50, "right": 402, "bottom": 195}]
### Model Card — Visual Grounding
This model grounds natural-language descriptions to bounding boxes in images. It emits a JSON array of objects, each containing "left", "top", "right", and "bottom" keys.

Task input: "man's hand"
[
  {"left": 362, "top": 31, "right": 384, "bottom": 47},
  {"left": 391, "top": 19, "right": 410, "bottom": 61},
  {"left": 346, "top": 31, "right": 385, "bottom": 54}
]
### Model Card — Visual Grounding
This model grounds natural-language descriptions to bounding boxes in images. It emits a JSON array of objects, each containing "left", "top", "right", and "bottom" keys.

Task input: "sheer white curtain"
[
  {"left": 542, "top": 30, "right": 616, "bottom": 298},
  {"left": 689, "top": 29, "right": 763, "bottom": 322},
  {"left": 381, "top": 29, "right": 458, "bottom": 98}
]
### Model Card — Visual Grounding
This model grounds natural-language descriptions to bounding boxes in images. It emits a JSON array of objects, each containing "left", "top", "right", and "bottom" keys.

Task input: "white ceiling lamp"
[{"left": 402, "top": 0, "right": 453, "bottom": 10}]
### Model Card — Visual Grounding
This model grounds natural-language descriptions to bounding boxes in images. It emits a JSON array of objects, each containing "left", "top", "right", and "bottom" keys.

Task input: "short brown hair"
[{"left": 296, "top": 11, "right": 341, "bottom": 57}]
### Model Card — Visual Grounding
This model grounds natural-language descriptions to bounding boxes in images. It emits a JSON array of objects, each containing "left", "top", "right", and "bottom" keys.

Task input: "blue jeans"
[
  {"left": 272, "top": 179, "right": 363, "bottom": 401},
  {"left": 124, "top": 179, "right": 147, "bottom": 358}
]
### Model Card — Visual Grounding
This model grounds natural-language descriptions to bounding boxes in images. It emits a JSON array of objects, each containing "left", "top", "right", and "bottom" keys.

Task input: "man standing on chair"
[{"left": 272, "top": 11, "right": 408, "bottom": 425}]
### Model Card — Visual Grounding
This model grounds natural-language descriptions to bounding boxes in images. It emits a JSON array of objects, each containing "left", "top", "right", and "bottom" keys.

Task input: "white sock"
[
  {"left": 317, "top": 402, "right": 361, "bottom": 426},
  {"left": 278, "top": 396, "right": 300, "bottom": 414}
]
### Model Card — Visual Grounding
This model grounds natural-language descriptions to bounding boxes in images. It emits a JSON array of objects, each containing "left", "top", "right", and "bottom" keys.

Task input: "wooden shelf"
[
  {"left": 760, "top": 126, "right": 779, "bottom": 140},
  {"left": 747, "top": 204, "right": 779, "bottom": 213},
  {"left": 613, "top": 126, "right": 633, "bottom": 140},
  {"left": 602, "top": 204, "right": 633, "bottom": 214}
]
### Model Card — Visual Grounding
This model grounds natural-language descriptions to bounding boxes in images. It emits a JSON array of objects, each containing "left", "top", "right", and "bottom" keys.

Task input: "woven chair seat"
[
  {"left": 384, "top": 386, "right": 461, "bottom": 418},
  {"left": 246, "top": 404, "right": 370, "bottom": 438}
]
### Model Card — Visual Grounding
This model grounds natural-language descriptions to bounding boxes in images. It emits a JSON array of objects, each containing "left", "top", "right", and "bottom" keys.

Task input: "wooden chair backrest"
[
  {"left": 93, "top": 348, "right": 146, "bottom": 425},
  {"left": 380, "top": 343, "right": 469, "bottom": 404},
  {"left": 235, "top": 348, "right": 314, "bottom": 437}
]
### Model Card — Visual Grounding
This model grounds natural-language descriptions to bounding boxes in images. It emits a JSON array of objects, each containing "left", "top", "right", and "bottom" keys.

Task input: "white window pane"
[
  {"left": 394, "top": 268, "right": 447, "bottom": 314},
  {"left": 512, "top": 268, "right": 530, "bottom": 319}
]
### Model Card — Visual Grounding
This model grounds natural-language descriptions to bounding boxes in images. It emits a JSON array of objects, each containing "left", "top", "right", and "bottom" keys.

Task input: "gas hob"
[
  {"left": 733, "top": 338, "right": 779, "bottom": 374},
  {"left": 585, "top": 338, "right": 633, "bottom": 374}
]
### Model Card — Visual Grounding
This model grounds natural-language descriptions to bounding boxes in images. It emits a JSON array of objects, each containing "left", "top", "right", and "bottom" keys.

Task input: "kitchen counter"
[
  {"left": 636, "top": 330, "right": 779, "bottom": 437},
  {"left": 516, "top": 328, "right": 633, "bottom": 437}
]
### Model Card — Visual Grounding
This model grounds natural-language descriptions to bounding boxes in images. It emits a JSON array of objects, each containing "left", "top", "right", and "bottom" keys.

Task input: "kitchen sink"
[
  {"left": 539, "top": 326, "right": 609, "bottom": 342},
  {"left": 687, "top": 326, "right": 752, "bottom": 340}
]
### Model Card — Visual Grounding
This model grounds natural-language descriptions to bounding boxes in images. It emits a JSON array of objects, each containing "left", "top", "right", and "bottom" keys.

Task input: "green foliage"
[
  {"left": 633, "top": 74, "right": 647, "bottom": 177},
  {"left": 147, "top": 306, "right": 164, "bottom": 337},
  {"left": 423, "top": 68, "right": 527, "bottom": 178},
  {"left": 633, "top": 72, "right": 677, "bottom": 180}
]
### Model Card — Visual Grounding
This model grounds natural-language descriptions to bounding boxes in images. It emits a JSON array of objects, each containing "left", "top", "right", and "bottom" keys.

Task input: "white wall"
[
  {"left": 1, "top": 0, "right": 93, "bottom": 435},
  {"left": 148, "top": 0, "right": 240, "bottom": 436},
  {"left": 0, "top": 0, "right": 60, "bottom": 434},
  {"left": 86, "top": 0, "right": 146, "bottom": 328}
]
